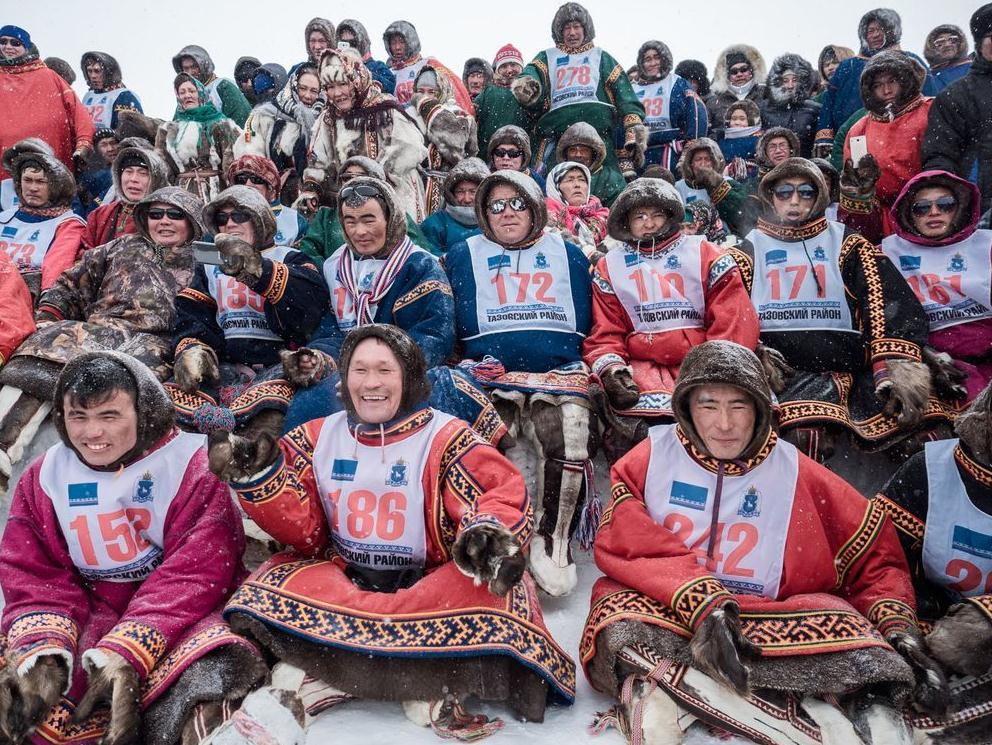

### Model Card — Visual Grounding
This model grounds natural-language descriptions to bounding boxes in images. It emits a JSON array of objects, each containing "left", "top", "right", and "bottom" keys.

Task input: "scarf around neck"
[{"left": 338, "top": 236, "right": 415, "bottom": 324}]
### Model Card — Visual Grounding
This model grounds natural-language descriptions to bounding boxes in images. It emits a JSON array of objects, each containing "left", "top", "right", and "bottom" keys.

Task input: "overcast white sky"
[{"left": 8, "top": 0, "right": 980, "bottom": 118}]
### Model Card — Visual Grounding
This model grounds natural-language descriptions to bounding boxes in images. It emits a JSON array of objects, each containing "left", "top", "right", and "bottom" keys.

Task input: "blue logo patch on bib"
[
  {"left": 534, "top": 252, "right": 549, "bottom": 269},
  {"left": 812, "top": 247, "right": 827, "bottom": 261},
  {"left": 331, "top": 459, "right": 359, "bottom": 481},
  {"left": 133, "top": 471, "right": 154, "bottom": 503},
  {"left": 1, "top": 226, "right": 16, "bottom": 238},
  {"left": 386, "top": 459, "right": 409, "bottom": 487},
  {"left": 670, "top": 481, "right": 708, "bottom": 511},
  {"left": 556, "top": 55, "right": 569, "bottom": 65},
  {"left": 665, "top": 254, "right": 681, "bottom": 270},
  {"left": 28, "top": 229, "right": 40, "bottom": 242},
  {"left": 899, "top": 255, "right": 922, "bottom": 271},
  {"left": 68, "top": 482, "right": 99, "bottom": 506},
  {"left": 275, "top": 231, "right": 284, "bottom": 242},
  {"left": 948, "top": 253, "right": 966, "bottom": 272},
  {"left": 636, "top": 89, "right": 645, "bottom": 97},
  {"left": 487, "top": 255, "right": 511, "bottom": 271},
  {"left": 624, "top": 253, "right": 641, "bottom": 267},
  {"left": 951, "top": 525, "right": 992, "bottom": 560},
  {"left": 738, "top": 486, "right": 761, "bottom": 518},
  {"left": 765, "top": 249, "right": 787, "bottom": 265}
]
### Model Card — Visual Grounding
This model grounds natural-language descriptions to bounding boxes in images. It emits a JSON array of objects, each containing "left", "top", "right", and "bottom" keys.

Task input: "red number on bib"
[
  {"left": 767, "top": 264, "right": 827, "bottom": 300},
  {"left": 906, "top": 274, "right": 965, "bottom": 305},
  {"left": 723, "top": 523, "right": 758, "bottom": 578},
  {"left": 343, "top": 489, "right": 408, "bottom": 541},
  {"left": 395, "top": 82, "right": 414, "bottom": 102},
  {"left": 333, "top": 287, "right": 352, "bottom": 320},
  {"left": 945, "top": 558, "right": 992, "bottom": 594},
  {"left": 88, "top": 105, "right": 106, "bottom": 123},
  {"left": 3, "top": 242, "right": 37, "bottom": 269},
  {"left": 69, "top": 515, "right": 98, "bottom": 566},
  {"left": 661, "top": 512, "right": 760, "bottom": 578},
  {"left": 377, "top": 491, "right": 407, "bottom": 540},
  {"left": 68, "top": 509, "right": 153, "bottom": 565},
  {"left": 644, "top": 98, "right": 665, "bottom": 117},
  {"left": 492, "top": 271, "right": 557, "bottom": 305},
  {"left": 347, "top": 490, "right": 378, "bottom": 538}
]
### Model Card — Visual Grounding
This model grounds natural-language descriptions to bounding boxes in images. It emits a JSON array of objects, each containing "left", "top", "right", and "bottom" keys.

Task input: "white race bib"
[
  {"left": 644, "top": 424, "right": 799, "bottom": 599},
  {"left": 393, "top": 59, "right": 427, "bottom": 105},
  {"left": 0, "top": 179, "right": 17, "bottom": 212},
  {"left": 466, "top": 232, "right": 579, "bottom": 338},
  {"left": 747, "top": 221, "right": 856, "bottom": 333},
  {"left": 923, "top": 438, "right": 992, "bottom": 598},
  {"left": 675, "top": 180, "right": 711, "bottom": 206},
  {"left": 82, "top": 88, "right": 135, "bottom": 129},
  {"left": 0, "top": 208, "right": 83, "bottom": 271},
  {"left": 41, "top": 432, "right": 207, "bottom": 582},
  {"left": 634, "top": 75, "right": 675, "bottom": 132},
  {"left": 273, "top": 205, "right": 302, "bottom": 246},
  {"left": 311, "top": 411, "right": 454, "bottom": 570},
  {"left": 605, "top": 236, "right": 706, "bottom": 333},
  {"left": 205, "top": 245, "right": 295, "bottom": 341},
  {"left": 881, "top": 231, "right": 992, "bottom": 330},
  {"left": 203, "top": 79, "right": 224, "bottom": 115},
  {"left": 546, "top": 47, "right": 605, "bottom": 111}
]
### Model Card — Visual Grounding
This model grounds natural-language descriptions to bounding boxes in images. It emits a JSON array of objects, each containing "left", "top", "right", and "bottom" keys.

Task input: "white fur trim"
[
  {"left": 0, "top": 447, "right": 11, "bottom": 478},
  {"left": 0, "top": 385, "right": 23, "bottom": 423},
  {"left": 402, "top": 700, "right": 433, "bottom": 728},
  {"left": 861, "top": 703, "right": 914, "bottom": 744},
  {"left": 801, "top": 697, "right": 860, "bottom": 745},
  {"left": 7, "top": 401, "right": 52, "bottom": 465},
  {"left": 17, "top": 649, "right": 74, "bottom": 696},
  {"left": 638, "top": 687, "right": 684, "bottom": 745},
  {"left": 592, "top": 354, "right": 627, "bottom": 377},
  {"left": 82, "top": 647, "right": 111, "bottom": 673},
  {"left": 270, "top": 662, "right": 306, "bottom": 693},
  {"left": 527, "top": 533, "right": 578, "bottom": 597}
]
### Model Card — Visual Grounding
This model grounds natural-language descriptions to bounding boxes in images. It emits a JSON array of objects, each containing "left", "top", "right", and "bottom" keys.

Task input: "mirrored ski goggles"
[
  {"left": 339, "top": 184, "right": 383, "bottom": 203},
  {"left": 771, "top": 183, "right": 817, "bottom": 201},
  {"left": 487, "top": 196, "right": 528, "bottom": 214},
  {"left": 146, "top": 207, "right": 186, "bottom": 220},
  {"left": 910, "top": 196, "right": 957, "bottom": 216},
  {"left": 214, "top": 209, "right": 252, "bottom": 225},
  {"left": 492, "top": 148, "right": 524, "bottom": 159}
]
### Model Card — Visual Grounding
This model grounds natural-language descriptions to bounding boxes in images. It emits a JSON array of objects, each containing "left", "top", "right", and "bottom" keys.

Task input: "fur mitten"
[
  {"left": 840, "top": 154, "right": 881, "bottom": 201},
  {"left": 922, "top": 347, "right": 968, "bottom": 401},
  {"left": 512, "top": 76, "right": 541, "bottom": 107},
  {"left": 452, "top": 522, "right": 525, "bottom": 596},
  {"left": 0, "top": 654, "right": 69, "bottom": 743},
  {"left": 927, "top": 602, "right": 992, "bottom": 678},
  {"left": 625, "top": 124, "right": 648, "bottom": 170},
  {"left": 426, "top": 107, "right": 474, "bottom": 165},
  {"left": 693, "top": 166, "right": 723, "bottom": 191},
  {"left": 689, "top": 602, "right": 761, "bottom": 695},
  {"left": 755, "top": 344, "right": 794, "bottom": 394},
  {"left": 173, "top": 343, "right": 220, "bottom": 394},
  {"left": 601, "top": 366, "right": 640, "bottom": 409},
  {"left": 73, "top": 650, "right": 141, "bottom": 745},
  {"left": 812, "top": 141, "right": 833, "bottom": 160},
  {"left": 886, "top": 627, "right": 949, "bottom": 715},
  {"left": 876, "top": 359, "right": 930, "bottom": 429},
  {"left": 281, "top": 348, "right": 336, "bottom": 389},
  {"left": 216, "top": 233, "right": 263, "bottom": 286},
  {"left": 207, "top": 425, "right": 280, "bottom": 483}
]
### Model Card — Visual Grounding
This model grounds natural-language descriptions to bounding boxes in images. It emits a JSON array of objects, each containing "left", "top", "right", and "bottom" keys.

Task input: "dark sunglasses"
[
  {"left": 214, "top": 209, "right": 252, "bottom": 225},
  {"left": 772, "top": 184, "right": 817, "bottom": 201},
  {"left": 492, "top": 148, "right": 524, "bottom": 159},
  {"left": 340, "top": 184, "right": 383, "bottom": 202},
  {"left": 0, "top": 37, "right": 24, "bottom": 47},
  {"left": 146, "top": 207, "right": 185, "bottom": 220},
  {"left": 729, "top": 65, "right": 751, "bottom": 75},
  {"left": 911, "top": 196, "right": 958, "bottom": 217},
  {"left": 234, "top": 173, "right": 270, "bottom": 187},
  {"left": 487, "top": 196, "right": 528, "bottom": 214}
]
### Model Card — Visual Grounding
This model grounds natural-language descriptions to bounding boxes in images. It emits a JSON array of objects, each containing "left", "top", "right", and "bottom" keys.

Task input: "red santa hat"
[{"left": 493, "top": 44, "right": 524, "bottom": 72}]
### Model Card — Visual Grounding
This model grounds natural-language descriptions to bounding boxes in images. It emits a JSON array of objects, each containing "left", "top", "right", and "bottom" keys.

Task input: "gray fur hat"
[
  {"left": 757, "top": 127, "right": 800, "bottom": 165},
  {"left": 677, "top": 138, "right": 726, "bottom": 187},
  {"left": 552, "top": 2, "right": 595, "bottom": 46},
  {"left": 80, "top": 51, "right": 123, "bottom": 89},
  {"left": 858, "top": 8, "right": 902, "bottom": 56},
  {"left": 337, "top": 19, "right": 371, "bottom": 57},
  {"left": 3, "top": 139, "right": 76, "bottom": 209},
  {"left": 607, "top": 178, "right": 685, "bottom": 243},
  {"left": 758, "top": 157, "right": 830, "bottom": 223},
  {"left": 171, "top": 44, "right": 215, "bottom": 81},
  {"left": 859, "top": 49, "right": 924, "bottom": 114},
  {"left": 304, "top": 17, "right": 336, "bottom": 59},
  {"left": 636, "top": 41, "right": 674, "bottom": 82},
  {"left": 488, "top": 125, "right": 532, "bottom": 167},
  {"left": 382, "top": 20, "right": 421, "bottom": 62},
  {"left": 555, "top": 121, "right": 607, "bottom": 172},
  {"left": 340, "top": 155, "right": 386, "bottom": 182},
  {"left": 53, "top": 351, "right": 177, "bottom": 470},
  {"left": 112, "top": 142, "right": 170, "bottom": 204},
  {"left": 203, "top": 185, "right": 276, "bottom": 249},
  {"left": 475, "top": 170, "right": 547, "bottom": 246},
  {"left": 234, "top": 56, "right": 261, "bottom": 85},
  {"left": 134, "top": 186, "right": 206, "bottom": 243},
  {"left": 924, "top": 24, "right": 969, "bottom": 67},
  {"left": 672, "top": 340, "right": 774, "bottom": 461},
  {"left": 44, "top": 57, "right": 75, "bottom": 84},
  {"left": 766, "top": 53, "right": 818, "bottom": 104},
  {"left": 462, "top": 57, "right": 494, "bottom": 88},
  {"left": 337, "top": 176, "right": 408, "bottom": 253},
  {"left": 443, "top": 157, "right": 490, "bottom": 204}
]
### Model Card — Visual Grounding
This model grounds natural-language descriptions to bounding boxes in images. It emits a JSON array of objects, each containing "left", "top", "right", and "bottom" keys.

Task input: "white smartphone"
[
  {"left": 849, "top": 135, "right": 869, "bottom": 167},
  {"left": 192, "top": 241, "right": 223, "bottom": 266}
]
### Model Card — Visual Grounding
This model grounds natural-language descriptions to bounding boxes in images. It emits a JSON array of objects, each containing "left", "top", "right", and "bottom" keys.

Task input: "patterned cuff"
[
  {"left": 95, "top": 621, "right": 167, "bottom": 680},
  {"left": 36, "top": 303, "right": 64, "bottom": 321},
  {"left": 458, "top": 513, "right": 507, "bottom": 535},
  {"left": 870, "top": 338, "right": 922, "bottom": 363},
  {"left": 840, "top": 192, "right": 874, "bottom": 214},
  {"left": 814, "top": 129, "right": 835, "bottom": 144},
  {"left": 592, "top": 353, "right": 627, "bottom": 377},
  {"left": 6, "top": 612, "right": 79, "bottom": 677},
  {"left": 710, "top": 180, "right": 732, "bottom": 205},
  {"left": 623, "top": 114, "right": 643, "bottom": 128},
  {"left": 966, "top": 595, "right": 992, "bottom": 625},
  {"left": 259, "top": 260, "right": 289, "bottom": 304},
  {"left": 672, "top": 576, "right": 734, "bottom": 631},
  {"left": 868, "top": 598, "right": 918, "bottom": 637}
]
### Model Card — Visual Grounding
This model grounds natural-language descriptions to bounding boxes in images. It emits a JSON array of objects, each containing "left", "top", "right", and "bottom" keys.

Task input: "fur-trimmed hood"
[
  {"left": 811, "top": 157, "right": 840, "bottom": 203},
  {"left": 80, "top": 51, "right": 123, "bottom": 91},
  {"left": 637, "top": 41, "right": 673, "bottom": 82},
  {"left": 555, "top": 121, "right": 606, "bottom": 172},
  {"left": 112, "top": 141, "right": 170, "bottom": 205},
  {"left": 956, "top": 378, "right": 992, "bottom": 464},
  {"left": 475, "top": 170, "right": 547, "bottom": 246},
  {"left": 203, "top": 185, "right": 277, "bottom": 249},
  {"left": 817, "top": 45, "right": 855, "bottom": 80},
  {"left": 858, "top": 8, "right": 902, "bottom": 56},
  {"left": 675, "top": 59, "right": 710, "bottom": 96},
  {"left": 134, "top": 186, "right": 206, "bottom": 243},
  {"left": 462, "top": 57, "right": 494, "bottom": 89},
  {"left": 234, "top": 56, "right": 261, "bottom": 85},
  {"left": 757, "top": 127, "right": 800, "bottom": 165},
  {"left": 3, "top": 139, "right": 76, "bottom": 209},
  {"left": 304, "top": 18, "right": 336, "bottom": 62},
  {"left": 488, "top": 125, "right": 532, "bottom": 166},
  {"left": 672, "top": 341, "right": 774, "bottom": 461},
  {"left": 552, "top": 3, "right": 596, "bottom": 48},
  {"left": 859, "top": 50, "right": 924, "bottom": 115},
  {"left": 924, "top": 24, "right": 970, "bottom": 68},
  {"left": 383, "top": 20, "right": 421, "bottom": 63},
  {"left": 337, "top": 176, "right": 408, "bottom": 254},
  {"left": 723, "top": 99, "right": 761, "bottom": 128},
  {"left": 890, "top": 169, "right": 981, "bottom": 246},
  {"left": 45, "top": 57, "right": 76, "bottom": 85},
  {"left": 677, "top": 138, "right": 725, "bottom": 187},
  {"left": 53, "top": 351, "right": 177, "bottom": 471},
  {"left": 339, "top": 325, "right": 431, "bottom": 422},
  {"left": 711, "top": 44, "right": 767, "bottom": 94},
  {"left": 443, "top": 157, "right": 490, "bottom": 205},
  {"left": 758, "top": 157, "right": 830, "bottom": 222},
  {"left": 337, "top": 19, "right": 371, "bottom": 57},
  {"left": 171, "top": 44, "right": 215, "bottom": 82},
  {"left": 341, "top": 155, "right": 386, "bottom": 181},
  {"left": 607, "top": 178, "right": 685, "bottom": 244},
  {"left": 765, "top": 53, "right": 818, "bottom": 104}
]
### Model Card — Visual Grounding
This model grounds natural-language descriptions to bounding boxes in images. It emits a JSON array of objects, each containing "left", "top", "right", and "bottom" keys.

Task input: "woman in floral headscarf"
[{"left": 295, "top": 48, "right": 427, "bottom": 221}]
